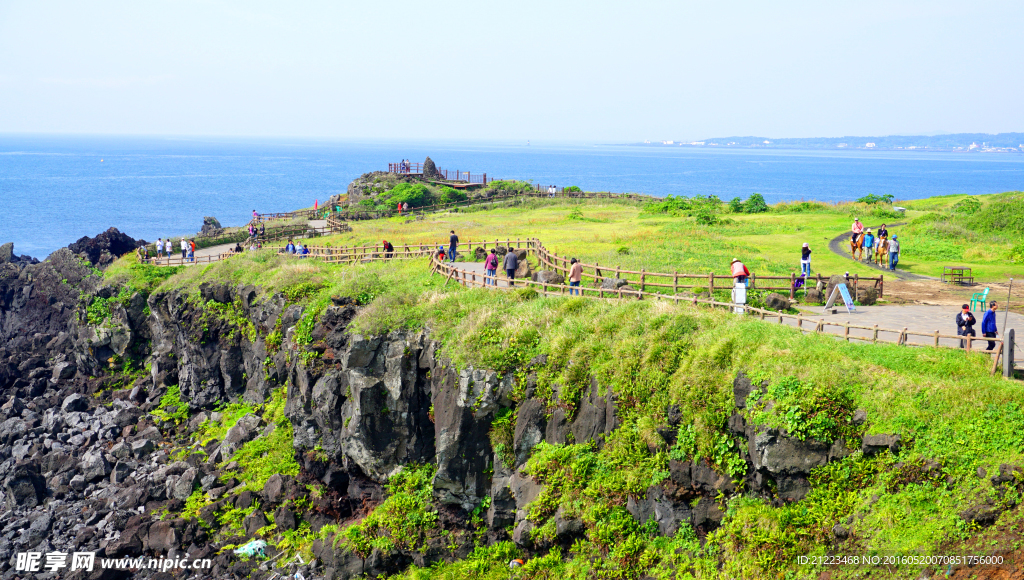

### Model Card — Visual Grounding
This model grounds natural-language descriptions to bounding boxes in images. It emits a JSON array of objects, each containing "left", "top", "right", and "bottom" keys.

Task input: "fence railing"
[{"left": 427, "top": 250, "right": 1008, "bottom": 375}]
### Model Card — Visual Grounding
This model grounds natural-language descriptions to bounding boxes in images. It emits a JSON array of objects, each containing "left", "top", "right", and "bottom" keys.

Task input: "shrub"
[
  {"left": 729, "top": 197, "right": 745, "bottom": 213},
  {"left": 438, "top": 186, "right": 467, "bottom": 205},
  {"left": 564, "top": 185, "right": 582, "bottom": 192},
  {"left": 744, "top": 193, "right": 769, "bottom": 214},
  {"left": 857, "top": 193, "right": 894, "bottom": 205},
  {"left": 379, "top": 183, "right": 434, "bottom": 209}
]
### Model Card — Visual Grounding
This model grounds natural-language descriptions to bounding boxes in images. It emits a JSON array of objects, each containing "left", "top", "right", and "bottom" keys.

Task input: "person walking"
[
  {"left": 188, "top": 239, "right": 196, "bottom": 262},
  {"left": 285, "top": 239, "right": 297, "bottom": 254},
  {"left": 156, "top": 238, "right": 164, "bottom": 259},
  {"left": 136, "top": 244, "right": 147, "bottom": 263},
  {"left": 448, "top": 230, "right": 459, "bottom": 263},
  {"left": 730, "top": 258, "right": 750, "bottom": 285},
  {"left": 800, "top": 243, "right": 811, "bottom": 277},
  {"left": 484, "top": 249, "right": 499, "bottom": 286},
  {"left": 956, "top": 303, "right": 977, "bottom": 349},
  {"left": 503, "top": 249, "right": 518, "bottom": 286},
  {"left": 403, "top": 202, "right": 410, "bottom": 213},
  {"left": 569, "top": 258, "right": 583, "bottom": 295},
  {"left": 862, "top": 229, "right": 875, "bottom": 261},
  {"left": 982, "top": 300, "right": 999, "bottom": 351},
  {"left": 181, "top": 238, "right": 188, "bottom": 260},
  {"left": 300, "top": 244, "right": 310, "bottom": 257},
  {"left": 887, "top": 235, "right": 900, "bottom": 271},
  {"left": 398, "top": 202, "right": 402, "bottom": 216}
]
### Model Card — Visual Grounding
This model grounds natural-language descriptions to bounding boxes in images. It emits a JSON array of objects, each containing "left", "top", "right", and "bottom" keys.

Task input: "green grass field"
[{"left": 266, "top": 192, "right": 1024, "bottom": 283}]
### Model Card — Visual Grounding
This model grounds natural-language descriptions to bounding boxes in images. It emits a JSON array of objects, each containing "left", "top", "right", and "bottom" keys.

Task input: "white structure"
[{"left": 865, "top": 142, "right": 876, "bottom": 148}]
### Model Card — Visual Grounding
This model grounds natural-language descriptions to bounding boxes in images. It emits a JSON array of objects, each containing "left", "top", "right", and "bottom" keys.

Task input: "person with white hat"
[
  {"left": 730, "top": 258, "right": 750, "bottom": 284},
  {"left": 800, "top": 243, "right": 811, "bottom": 277}
]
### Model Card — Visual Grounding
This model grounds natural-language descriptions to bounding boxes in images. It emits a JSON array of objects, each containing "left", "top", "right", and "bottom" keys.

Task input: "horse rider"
[{"left": 851, "top": 218, "right": 864, "bottom": 245}]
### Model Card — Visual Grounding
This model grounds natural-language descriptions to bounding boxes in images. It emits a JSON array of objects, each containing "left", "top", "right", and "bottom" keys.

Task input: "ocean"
[{"left": 2, "top": 135, "right": 1023, "bottom": 258}]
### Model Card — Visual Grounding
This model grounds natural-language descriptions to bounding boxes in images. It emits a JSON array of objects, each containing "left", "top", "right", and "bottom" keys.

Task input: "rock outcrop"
[{"left": 67, "top": 227, "right": 145, "bottom": 267}]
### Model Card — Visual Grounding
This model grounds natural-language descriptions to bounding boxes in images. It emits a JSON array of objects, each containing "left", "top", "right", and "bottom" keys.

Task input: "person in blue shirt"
[
  {"left": 862, "top": 229, "right": 875, "bottom": 261},
  {"left": 300, "top": 244, "right": 310, "bottom": 257},
  {"left": 285, "top": 239, "right": 297, "bottom": 254},
  {"left": 982, "top": 300, "right": 999, "bottom": 351}
]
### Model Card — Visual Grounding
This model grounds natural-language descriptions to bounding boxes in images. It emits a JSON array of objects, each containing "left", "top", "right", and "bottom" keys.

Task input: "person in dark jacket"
[
  {"left": 956, "top": 303, "right": 977, "bottom": 349},
  {"left": 448, "top": 230, "right": 459, "bottom": 263},
  {"left": 502, "top": 250, "right": 518, "bottom": 286},
  {"left": 982, "top": 301, "right": 999, "bottom": 350}
]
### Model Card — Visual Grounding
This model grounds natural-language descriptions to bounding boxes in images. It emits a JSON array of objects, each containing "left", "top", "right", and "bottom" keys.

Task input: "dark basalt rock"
[{"left": 67, "top": 227, "right": 145, "bottom": 267}]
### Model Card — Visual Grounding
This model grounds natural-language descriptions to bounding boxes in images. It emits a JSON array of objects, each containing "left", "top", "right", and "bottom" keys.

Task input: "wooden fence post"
[
  {"left": 673, "top": 270, "right": 678, "bottom": 294},
  {"left": 640, "top": 269, "right": 646, "bottom": 294},
  {"left": 709, "top": 273, "right": 715, "bottom": 296},
  {"left": 789, "top": 273, "right": 795, "bottom": 300}
]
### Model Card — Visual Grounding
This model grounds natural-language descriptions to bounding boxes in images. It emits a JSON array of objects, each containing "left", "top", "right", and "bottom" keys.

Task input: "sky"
[{"left": 1, "top": 1, "right": 1022, "bottom": 142}]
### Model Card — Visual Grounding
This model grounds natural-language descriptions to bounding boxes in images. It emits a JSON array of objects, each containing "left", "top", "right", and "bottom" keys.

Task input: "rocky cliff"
[{"left": 0, "top": 239, "right": 901, "bottom": 580}]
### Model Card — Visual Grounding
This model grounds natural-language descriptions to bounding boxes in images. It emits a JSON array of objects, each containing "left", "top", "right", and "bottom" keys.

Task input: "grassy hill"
[{"left": 99, "top": 191, "right": 1024, "bottom": 579}]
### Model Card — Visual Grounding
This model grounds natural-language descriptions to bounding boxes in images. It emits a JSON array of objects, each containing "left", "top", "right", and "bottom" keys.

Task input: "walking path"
[{"left": 826, "top": 222, "right": 935, "bottom": 281}]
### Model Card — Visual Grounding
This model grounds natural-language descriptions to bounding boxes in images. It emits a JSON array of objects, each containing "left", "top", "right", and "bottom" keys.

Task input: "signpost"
[{"left": 824, "top": 283, "right": 857, "bottom": 314}]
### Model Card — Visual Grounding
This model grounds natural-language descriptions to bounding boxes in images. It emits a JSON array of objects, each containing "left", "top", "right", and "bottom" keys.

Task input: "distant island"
[{"left": 634, "top": 132, "right": 1024, "bottom": 152}]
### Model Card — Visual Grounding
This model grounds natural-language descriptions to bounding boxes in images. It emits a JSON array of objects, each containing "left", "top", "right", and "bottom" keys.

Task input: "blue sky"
[{"left": 1, "top": 1, "right": 1022, "bottom": 141}]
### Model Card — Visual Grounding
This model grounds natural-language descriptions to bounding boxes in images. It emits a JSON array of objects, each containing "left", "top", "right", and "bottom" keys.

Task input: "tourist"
[
  {"left": 448, "top": 230, "right": 459, "bottom": 263},
  {"left": 851, "top": 217, "right": 863, "bottom": 245},
  {"left": 800, "top": 243, "right": 811, "bottom": 277},
  {"left": 730, "top": 258, "right": 750, "bottom": 285},
  {"left": 258, "top": 223, "right": 265, "bottom": 240},
  {"left": 137, "top": 245, "right": 147, "bottom": 263},
  {"left": 437, "top": 246, "right": 446, "bottom": 261},
  {"left": 982, "top": 301, "right": 999, "bottom": 350},
  {"left": 180, "top": 238, "right": 188, "bottom": 259},
  {"left": 383, "top": 240, "right": 394, "bottom": 259},
  {"left": 403, "top": 202, "right": 410, "bottom": 213},
  {"left": 887, "top": 235, "right": 900, "bottom": 271},
  {"left": 877, "top": 224, "right": 888, "bottom": 241},
  {"left": 300, "top": 245, "right": 310, "bottom": 257},
  {"left": 503, "top": 249, "right": 518, "bottom": 286},
  {"left": 569, "top": 257, "right": 583, "bottom": 295},
  {"left": 188, "top": 239, "right": 196, "bottom": 262},
  {"left": 285, "top": 239, "right": 296, "bottom": 254},
  {"left": 956, "top": 303, "right": 977, "bottom": 349},
  {"left": 862, "top": 229, "right": 875, "bottom": 260},
  {"left": 397, "top": 202, "right": 402, "bottom": 216},
  {"left": 484, "top": 249, "right": 499, "bottom": 286},
  {"left": 156, "top": 238, "right": 163, "bottom": 259},
  {"left": 252, "top": 209, "right": 258, "bottom": 220},
  {"left": 234, "top": 243, "right": 244, "bottom": 253}
]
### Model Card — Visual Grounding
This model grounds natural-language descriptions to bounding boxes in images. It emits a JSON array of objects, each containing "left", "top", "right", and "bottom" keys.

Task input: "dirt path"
[{"left": 825, "top": 222, "right": 935, "bottom": 281}]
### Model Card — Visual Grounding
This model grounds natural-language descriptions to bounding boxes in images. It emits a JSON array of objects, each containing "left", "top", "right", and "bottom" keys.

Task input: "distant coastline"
[{"left": 630, "top": 132, "right": 1024, "bottom": 153}]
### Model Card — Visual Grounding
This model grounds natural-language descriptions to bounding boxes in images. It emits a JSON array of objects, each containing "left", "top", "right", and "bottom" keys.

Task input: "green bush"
[
  {"left": 564, "top": 185, "right": 583, "bottom": 192},
  {"left": 379, "top": 183, "right": 435, "bottom": 209},
  {"left": 856, "top": 193, "right": 894, "bottom": 205},
  {"left": 438, "top": 186, "right": 467, "bottom": 205},
  {"left": 744, "top": 193, "right": 769, "bottom": 214},
  {"left": 341, "top": 464, "right": 438, "bottom": 555}
]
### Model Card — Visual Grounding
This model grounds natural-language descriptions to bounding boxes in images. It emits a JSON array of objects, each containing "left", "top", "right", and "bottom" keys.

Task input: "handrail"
[{"left": 427, "top": 251, "right": 1003, "bottom": 362}]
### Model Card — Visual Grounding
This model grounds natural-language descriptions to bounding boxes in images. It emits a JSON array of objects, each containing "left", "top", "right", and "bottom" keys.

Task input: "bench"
[{"left": 941, "top": 266, "right": 974, "bottom": 286}]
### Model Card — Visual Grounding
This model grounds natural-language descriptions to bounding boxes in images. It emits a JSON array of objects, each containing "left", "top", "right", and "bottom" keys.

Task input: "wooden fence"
[{"left": 427, "top": 251, "right": 1010, "bottom": 376}]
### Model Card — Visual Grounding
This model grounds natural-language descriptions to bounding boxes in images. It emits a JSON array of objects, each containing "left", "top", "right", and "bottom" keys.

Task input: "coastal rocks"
[
  {"left": 597, "top": 277, "right": 629, "bottom": 290},
  {"left": 0, "top": 243, "right": 12, "bottom": 263},
  {"left": 422, "top": 156, "right": 438, "bottom": 178},
  {"left": 68, "top": 227, "right": 144, "bottom": 267},
  {"left": 531, "top": 270, "right": 565, "bottom": 285},
  {"left": 4, "top": 462, "right": 46, "bottom": 509},
  {"left": 856, "top": 286, "right": 879, "bottom": 306},
  {"left": 763, "top": 293, "right": 791, "bottom": 311},
  {"left": 201, "top": 216, "right": 223, "bottom": 236},
  {"left": 862, "top": 433, "right": 902, "bottom": 456}
]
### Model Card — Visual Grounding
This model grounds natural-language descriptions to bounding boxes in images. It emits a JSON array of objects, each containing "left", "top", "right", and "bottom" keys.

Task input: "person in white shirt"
[
  {"left": 156, "top": 238, "right": 163, "bottom": 258},
  {"left": 180, "top": 238, "right": 188, "bottom": 259}
]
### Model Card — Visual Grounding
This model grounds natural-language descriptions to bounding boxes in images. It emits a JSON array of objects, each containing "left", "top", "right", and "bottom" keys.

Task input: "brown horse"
[
  {"left": 875, "top": 236, "right": 889, "bottom": 266},
  {"left": 849, "top": 233, "right": 865, "bottom": 261}
]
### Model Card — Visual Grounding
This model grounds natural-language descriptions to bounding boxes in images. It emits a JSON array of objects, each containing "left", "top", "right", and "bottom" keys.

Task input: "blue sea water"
[{"left": 2, "top": 135, "right": 1023, "bottom": 258}]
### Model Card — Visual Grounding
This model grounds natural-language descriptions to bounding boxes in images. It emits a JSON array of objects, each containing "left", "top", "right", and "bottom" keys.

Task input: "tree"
[
  {"left": 422, "top": 157, "right": 438, "bottom": 179},
  {"left": 729, "top": 197, "right": 745, "bottom": 213},
  {"left": 745, "top": 193, "right": 769, "bottom": 214}
]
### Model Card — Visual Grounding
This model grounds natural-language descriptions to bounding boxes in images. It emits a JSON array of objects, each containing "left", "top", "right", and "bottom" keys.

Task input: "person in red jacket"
[{"left": 730, "top": 258, "right": 750, "bottom": 284}]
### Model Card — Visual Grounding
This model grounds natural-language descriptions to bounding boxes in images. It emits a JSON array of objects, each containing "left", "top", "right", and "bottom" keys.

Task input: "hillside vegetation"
[{"left": 101, "top": 212, "right": 1024, "bottom": 579}]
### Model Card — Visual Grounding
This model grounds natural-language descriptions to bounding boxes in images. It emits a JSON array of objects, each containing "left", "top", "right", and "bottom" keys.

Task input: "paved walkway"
[
  {"left": 826, "top": 222, "right": 935, "bottom": 281},
  {"left": 793, "top": 303, "right": 1020, "bottom": 364},
  {"left": 450, "top": 261, "right": 520, "bottom": 287}
]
